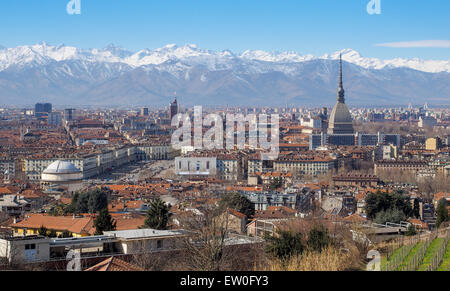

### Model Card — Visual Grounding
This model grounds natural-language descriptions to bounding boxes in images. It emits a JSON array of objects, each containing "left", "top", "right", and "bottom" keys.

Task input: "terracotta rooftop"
[
  {"left": 10, "top": 214, "right": 95, "bottom": 235},
  {"left": 227, "top": 208, "right": 247, "bottom": 219},
  {"left": 85, "top": 257, "right": 143, "bottom": 271}
]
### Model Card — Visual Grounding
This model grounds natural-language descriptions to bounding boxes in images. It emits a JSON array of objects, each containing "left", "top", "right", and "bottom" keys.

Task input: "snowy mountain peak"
[
  {"left": 101, "top": 44, "right": 133, "bottom": 58},
  {"left": 331, "top": 48, "right": 362, "bottom": 59},
  {"left": 0, "top": 43, "right": 449, "bottom": 73}
]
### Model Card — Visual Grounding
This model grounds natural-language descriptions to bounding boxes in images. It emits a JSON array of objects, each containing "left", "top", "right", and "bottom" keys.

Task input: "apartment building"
[
  {"left": 0, "top": 195, "right": 31, "bottom": 217},
  {"left": 0, "top": 159, "right": 15, "bottom": 177},
  {"left": 242, "top": 191, "right": 299, "bottom": 211},
  {"left": 175, "top": 151, "right": 243, "bottom": 181},
  {"left": 273, "top": 157, "right": 336, "bottom": 176},
  {"left": 374, "top": 160, "right": 429, "bottom": 176},
  {"left": 136, "top": 144, "right": 174, "bottom": 161},
  {"left": 23, "top": 145, "right": 138, "bottom": 181}
]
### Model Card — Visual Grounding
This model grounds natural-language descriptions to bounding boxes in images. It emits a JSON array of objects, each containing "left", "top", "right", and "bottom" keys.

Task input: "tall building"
[
  {"left": 64, "top": 109, "right": 76, "bottom": 121},
  {"left": 35, "top": 103, "right": 52, "bottom": 118},
  {"left": 141, "top": 107, "right": 149, "bottom": 116},
  {"left": 327, "top": 55, "right": 354, "bottom": 135},
  {"left": 169, "top": 97, "right": 178, "bottom": 120},
  {"left": 48, "top": 112, "right": 62, "bottom": 126}
]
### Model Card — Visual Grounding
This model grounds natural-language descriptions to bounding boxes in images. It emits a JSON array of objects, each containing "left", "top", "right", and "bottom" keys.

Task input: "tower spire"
[
  {"left": 337, "top": 53, "right": 345, "bottom": 103},
  {"left": 339, "top": 54, "right": 343, "bottom": 88}
]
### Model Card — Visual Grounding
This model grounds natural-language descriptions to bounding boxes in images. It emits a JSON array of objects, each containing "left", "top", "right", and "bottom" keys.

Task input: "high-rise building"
[
  {"left": 169, "top": 97, "right": 178, "bottom": 120},
  {"left": 327, "top": 55, "right": 354, "bottom": 135},
  {"left": 35, "top": 103, "right": 52, "bottom": 118},
  {"left": 141, "top": 107, "right": 149, "bottom": 116},
  {"left": 48, "top": 112, "right": 62, "bottom": 126},
  {"left": 64, "top": 108, "right": 76, "bottom": 121}
]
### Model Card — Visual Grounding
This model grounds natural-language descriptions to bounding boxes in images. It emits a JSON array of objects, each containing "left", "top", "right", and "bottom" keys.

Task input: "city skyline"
[{"left": 0, "top": 0, "right": 449, "bottom": 275}]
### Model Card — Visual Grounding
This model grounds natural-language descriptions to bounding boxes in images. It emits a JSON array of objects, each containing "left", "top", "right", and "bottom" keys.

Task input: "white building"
[
  {"left": 0, "top": 236, "right": 51, "bottom": 264},
  {"left": 41, "top": 160, "right": 84, "bottom": 193},
  {"left": 175, "top": 157, "right": 217, "bottom": 177},
  {"left": 0, "top": 195, "right": 31, "bottom": 217},
  {"left": 103, "top": 229, "right": 189, "bottom": 254}
]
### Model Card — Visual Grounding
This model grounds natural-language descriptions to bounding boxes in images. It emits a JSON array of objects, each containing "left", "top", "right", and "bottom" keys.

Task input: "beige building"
[
  {"left": 23, "top": 145, "right": 137, "bottom": 181},
  {"left": 273, "top": 158, "right": 336, "bottom": 176},
  {"left": 0, "top": 236, "right": 51, "bottom": 264},
  {"left": 136, "top": 144, "right": 175, "bottom": 161},
  {"left": 425, "top": 138, "right": 442, "bottom": 151},
  {"left": 103, "top": 229, "right": 189, "bottom": 254},
  {"left": 374, "top": 160, "right": 428, "bottom": 176},
  {"left": 217, "top": 209, "right": 248, "bottom": 234}
]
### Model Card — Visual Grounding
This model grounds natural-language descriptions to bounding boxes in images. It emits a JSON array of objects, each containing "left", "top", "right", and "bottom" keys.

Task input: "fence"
[
  {"left": 383, "top": 228, "right": 449, "bottom": 271},
  {"left": 426, "top": 229, "right": 449, "bottom": 271},
  {"left": 384, "top": 243, "right": 415, "bottom": 271}
]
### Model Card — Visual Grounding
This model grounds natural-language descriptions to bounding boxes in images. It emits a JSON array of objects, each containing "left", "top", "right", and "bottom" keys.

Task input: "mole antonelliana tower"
[{"left": 327, "top": 54, "right": 354, "bottom": 135}]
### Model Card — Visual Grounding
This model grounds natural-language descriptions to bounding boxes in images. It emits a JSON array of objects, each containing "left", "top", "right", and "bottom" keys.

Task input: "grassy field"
[
  {"left": 417, "top": 238, "right": 444, "bottom": 271},
  {"left": 382, "top": 244, "right": 415, "bottom": 271},
  {"left": 397, "top": 242, "right": 424, "bottom": 271},
  {"left": 380, "top": 234, "right": 450, "bottom": 271},
  {"left": 437, "top": 241, "right": 450, "bottom": 271}
]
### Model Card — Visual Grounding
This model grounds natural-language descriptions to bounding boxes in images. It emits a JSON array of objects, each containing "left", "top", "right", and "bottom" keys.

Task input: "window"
[
  {"left": 25, "top": 244, "right": 36, "bottom": 250},
  {"left": 157, "top": 240, "right": 163, "bottom": 249}
]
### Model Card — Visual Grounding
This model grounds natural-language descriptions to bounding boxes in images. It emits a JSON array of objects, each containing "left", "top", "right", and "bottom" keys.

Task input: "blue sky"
[{"left": 0, "top": 0, "right": 449, "bottom": 59}]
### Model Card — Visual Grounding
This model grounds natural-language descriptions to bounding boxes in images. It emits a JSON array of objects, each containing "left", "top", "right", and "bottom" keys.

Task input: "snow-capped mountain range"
[
  {"left": 0, "top": 43, "right": 449, "bottom": 106},
  {"left": 1, "top": 43, "right": 449, "bottom": 73}
]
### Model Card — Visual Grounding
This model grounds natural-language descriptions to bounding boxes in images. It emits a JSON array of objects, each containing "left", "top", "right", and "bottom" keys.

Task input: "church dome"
[
  {"left": 329, "top": 103, "right": 353, "bottom": 124},
  {"left": 43, "top": 161, "right": 81, "bottom": 174},
  {"left": 41, "top": 160, "right": 83, "bottom": 183}
]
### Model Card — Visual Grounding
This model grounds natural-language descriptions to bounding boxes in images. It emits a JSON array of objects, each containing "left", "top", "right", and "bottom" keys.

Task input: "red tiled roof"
[
  {"left": 227, "top": 209, "right": 247, "bottom": 219},
  {"left": 10, "top": 214, "right": 95, "bottom": 235},
  {"left": 343, "top": 214, "right": 367, "bottom": 223},
  {"left": 85, "top": 257, "right": 143, "bottom": 271}
]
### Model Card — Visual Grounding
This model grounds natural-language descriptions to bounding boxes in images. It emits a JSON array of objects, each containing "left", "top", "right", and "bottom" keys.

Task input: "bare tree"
[{"left": 177, "top": 206, "right": 229, "bottom": 271}]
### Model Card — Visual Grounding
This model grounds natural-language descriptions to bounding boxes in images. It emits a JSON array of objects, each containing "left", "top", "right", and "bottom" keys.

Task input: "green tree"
[
  {"left": 405, "top": 224, "right": 417, "bottom": 236},
  {"left": 73, "top": 192, "right": 89, "bottom": 213},
  {"left": 391, "top": 192, "right": 413, "bottom": 217},
  {"left": 265, "top": 230, "right": 304, "bottom": 261},
  {"left": 436, "top": 198, "right": 449, "bottom": 229},
  {"left": 413, "top": 198, "right": 421, "bottom": 219},
  {"left": 374, "top": 208, "right": 406, "bottom": 224},
  {"left": 58, "top": 230, "right": 73, "bottom": 238},
  {"left": 143, "top": 198, "right": 171, "bottom": 230},
  {"left": 364, "top": 191, "right": 382, "bottom": 220},
  {"left": 48, "top": 229, "right": 58, "bottom": 238},
  {"left": 365, "top": 191, "right": 412, "bottom": 222},
  {"left": 307, "top": 224, "right": 331, "bottom": 252},
  {"left": 88, "top": 189, "right": 109, "bottom": 214},
  {"left": 94, "top": 209, "right": 117, "bottom": 235},
  {"left": 220, "top": 193, "right": 255, "bottom": 217},
  {"left": 70, "top": 189, "right": 109, "bottom": 214},
  {"left": 269, "top": 178, "right": 282, "bottom": 191},
  {"left": 38, "top": 226, "right": 48, "bottom": 237}
]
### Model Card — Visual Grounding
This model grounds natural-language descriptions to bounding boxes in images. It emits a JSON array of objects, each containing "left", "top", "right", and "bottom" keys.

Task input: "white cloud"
[{"left": 375, "top": 40, "right": 450, "bottom": 48}]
